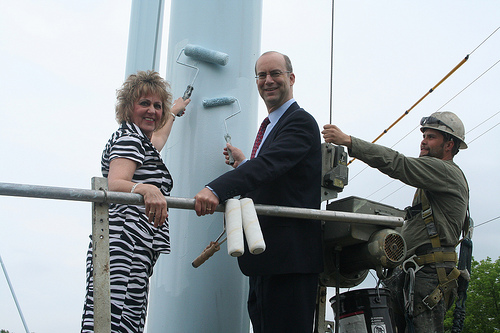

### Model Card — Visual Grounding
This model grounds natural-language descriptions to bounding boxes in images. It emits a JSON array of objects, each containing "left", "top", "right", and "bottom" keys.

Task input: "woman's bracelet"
[
  {"left": 169, "top": 111, "right": 176, "bottom": 121},
  {"left": 131, "top": 183, "right": 140, "bottom": 193}
]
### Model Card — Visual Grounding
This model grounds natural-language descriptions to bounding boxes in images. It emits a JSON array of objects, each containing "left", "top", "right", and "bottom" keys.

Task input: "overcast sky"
[{"left": 1, "top": 1, "right": 499, "bottom": 332}]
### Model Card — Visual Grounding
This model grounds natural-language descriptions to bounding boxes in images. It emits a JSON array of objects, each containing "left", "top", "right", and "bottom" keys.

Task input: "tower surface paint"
[
  {"left": 145, "top": 1, "right": 263, "bottom": 332},
  {"left": 125, "top": 0, "right": 165, "bottom": 76}
]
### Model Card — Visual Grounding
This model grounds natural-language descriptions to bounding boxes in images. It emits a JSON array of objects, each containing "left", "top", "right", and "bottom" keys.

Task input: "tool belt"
[{"left": 403, "top": 249, "right": 460, "bottom": 317}]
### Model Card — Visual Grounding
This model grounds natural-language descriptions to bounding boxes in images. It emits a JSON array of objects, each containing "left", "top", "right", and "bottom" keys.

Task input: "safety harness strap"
[
  {"left": 412, "top": 189, "right": 460, "bottom": 316},
  {"left": 414, "top": 252, "right": 457, "bottom": 266}
]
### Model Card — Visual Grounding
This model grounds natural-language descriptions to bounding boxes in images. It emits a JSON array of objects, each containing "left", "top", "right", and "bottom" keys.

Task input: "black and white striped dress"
[{"left": 81, "top": 122, "right": 172, "bottom": 333}]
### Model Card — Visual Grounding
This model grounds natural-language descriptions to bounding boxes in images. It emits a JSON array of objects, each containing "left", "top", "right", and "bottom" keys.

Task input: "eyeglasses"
[
  {"left": 255, "top": 70, "right": 291, "bottom": 80},
  {"left": 420, "top": 116, "right": 454, "bottom": 132}
]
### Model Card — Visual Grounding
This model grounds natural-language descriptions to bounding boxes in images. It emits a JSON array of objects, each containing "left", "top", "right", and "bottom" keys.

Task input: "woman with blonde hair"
[{"left": 81, "top": 70, "right": 190, "bottom": 332}]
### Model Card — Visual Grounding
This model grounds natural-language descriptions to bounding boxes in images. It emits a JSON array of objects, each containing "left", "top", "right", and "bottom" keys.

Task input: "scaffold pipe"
[{"left": 0, "top": 181, "right": 403, "bottom": 227}]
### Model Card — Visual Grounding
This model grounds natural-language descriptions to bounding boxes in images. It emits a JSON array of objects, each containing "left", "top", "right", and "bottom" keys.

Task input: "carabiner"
[{"left": 403, "top": 255, "right": 423, "bottom": 274}]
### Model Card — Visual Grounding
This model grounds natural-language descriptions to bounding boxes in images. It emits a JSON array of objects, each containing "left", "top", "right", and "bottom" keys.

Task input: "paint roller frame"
[
  {"left": 202, "top": 96, "right": 241, "bottom": 165},
  {"left": 191, "top": 224, "right": 226, "bottom": 268},
  {"left": 175, "top": 44, "right": 229, "bottom": 114}
]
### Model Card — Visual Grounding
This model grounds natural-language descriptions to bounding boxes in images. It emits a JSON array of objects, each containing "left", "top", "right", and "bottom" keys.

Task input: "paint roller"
[
  {"left": 175, "top": 44, "right": 229, "bottom": 115},
  {"left": 191, "top": 198, "right": 265, "bottom": 268},
  {"left": 191, "top": 198, "right": 243, "bottom": 267},
  {"left": 240, "top": 198, "right": 266, "bottom": 254},
  {"left": 202, "top": 97, "right": 241, "bottom": 165}
]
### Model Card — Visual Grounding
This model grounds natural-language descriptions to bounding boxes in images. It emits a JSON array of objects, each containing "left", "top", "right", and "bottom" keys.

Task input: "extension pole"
[
  {"left": 348, "top": 55, "right": 469, "bottom": 165},
  {"left": 0, "top": 254, "right": 31, "bottom": 333}
]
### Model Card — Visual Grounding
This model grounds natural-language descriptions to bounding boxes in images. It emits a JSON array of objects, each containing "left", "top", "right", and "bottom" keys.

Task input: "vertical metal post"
[
  {"left": 91, "top": 177, "right": 110, "bottom": 333},
  {"left": 315, "top": 285, "right": 333, "bottom": 333}
]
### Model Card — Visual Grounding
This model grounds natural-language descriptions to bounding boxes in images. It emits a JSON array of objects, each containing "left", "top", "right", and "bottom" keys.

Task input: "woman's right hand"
[{"left": 171, "top": 96, "right": 191, "bottom": 117}]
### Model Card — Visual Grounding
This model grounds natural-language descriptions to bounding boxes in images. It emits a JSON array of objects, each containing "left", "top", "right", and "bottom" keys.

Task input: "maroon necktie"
[{"left": 250, "top": 117, "right": 270, "bottom": 159}]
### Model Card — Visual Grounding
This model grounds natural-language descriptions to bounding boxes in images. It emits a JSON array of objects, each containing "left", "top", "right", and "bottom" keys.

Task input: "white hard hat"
[{"left": 420, "top": 111, "right": 468, "bottom": 149}]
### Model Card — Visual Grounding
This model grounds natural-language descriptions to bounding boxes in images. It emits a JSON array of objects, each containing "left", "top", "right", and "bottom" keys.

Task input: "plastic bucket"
[{"left": 329, "top": 288, "right": 396, "bottom": 333}]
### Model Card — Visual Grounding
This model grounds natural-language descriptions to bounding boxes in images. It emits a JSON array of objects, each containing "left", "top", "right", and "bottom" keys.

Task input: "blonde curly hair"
[{"left": 115, "top": 70, "right": 173, "bottom": 130}]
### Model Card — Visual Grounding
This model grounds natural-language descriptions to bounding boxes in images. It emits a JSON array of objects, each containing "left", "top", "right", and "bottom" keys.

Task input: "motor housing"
[{"left": 320, "top": 196, "right": 407, "bottom": 287}]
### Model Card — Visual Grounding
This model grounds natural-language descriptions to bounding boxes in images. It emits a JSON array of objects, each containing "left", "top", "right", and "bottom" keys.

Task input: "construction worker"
[{"left": 322, "top": 111, "right": 470, "bottom": 333}]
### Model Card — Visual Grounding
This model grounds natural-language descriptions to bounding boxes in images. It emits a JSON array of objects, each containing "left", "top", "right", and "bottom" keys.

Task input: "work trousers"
[{"left": 383, "top": 266, "right": 456, "bottom": 333}]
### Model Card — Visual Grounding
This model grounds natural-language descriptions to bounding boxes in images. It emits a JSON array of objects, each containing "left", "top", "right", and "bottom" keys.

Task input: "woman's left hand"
[
  {"left": 130, "top": 182, "right": 168, "bottom": 227},
  {"left": 108, "top": 158, "right": 168, "bottom": 227},
  {"left": 140, "top": 184, "right": 168, "bottom": 227}
]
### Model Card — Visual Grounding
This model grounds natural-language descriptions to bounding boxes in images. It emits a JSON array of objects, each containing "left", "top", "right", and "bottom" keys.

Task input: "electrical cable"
[
  {"left": 366, "top": 113, "right": 499, "bottom": 203},
  {"left": 469, "top": 26, "right": 500, "bottom": 56},
  {"left": 473, "top": 215, "right": 500, "bottom": 229},
  {"left": 356, "top": 109, "right": 499, "bottom": 200},
  {"left": 467, "top": 110, "right": 500, "bottom": 134},
  {"left": 347, "top": 26, "right": 500, "bottom": 166},
  {"left": 390, "top": 125, "right": 420, "bottom": 149},
  {"left": 340, "top": 29, "right": 500, "bottom": 246},
  {"left": 347, "top": 54, "right": 469, "bottom": 166},
  {"left": 366, "top": 179, "right": 397, "bottom": 199},
  {"left": 391, "top": 60, "right": 499, "bottom": 149},
  {"left": 379, "top": 184, "right": 406, "bottom": 202},
  {"left": 468, "top": 121, "right": 500, "bottom": 145},
  {"left": 349, "top": 54, "right": 500, "bottom": 184},
  {"left": 437, "top": 58, "right": 500, "bottom": 111}
]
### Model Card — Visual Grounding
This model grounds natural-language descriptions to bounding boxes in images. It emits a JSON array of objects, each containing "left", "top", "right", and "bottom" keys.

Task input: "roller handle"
[
  {"left": 192, "top": 241, "right": 220, "bottom": 268},
  {"left": 227, "top": 149, "right": 235, "bottom": 165},
  {"left": 182, "top": 85, "right": 194, "bottom": 104},
  {"left": 224, "top": 135, "right": 235, "bottom": 165}
]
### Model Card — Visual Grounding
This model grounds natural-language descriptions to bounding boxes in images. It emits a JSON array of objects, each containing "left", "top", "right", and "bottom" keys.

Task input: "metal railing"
[
  {"left": 0, "top": 180, "right": 404, "bottom": 226},
  {"left": 0, "top": 179, "right": 403, "bottom": 332}
]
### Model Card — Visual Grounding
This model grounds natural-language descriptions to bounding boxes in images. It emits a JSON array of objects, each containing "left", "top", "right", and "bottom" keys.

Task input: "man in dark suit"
[{"left": 194, "top": 51, "right": 323, "bottom": 332}]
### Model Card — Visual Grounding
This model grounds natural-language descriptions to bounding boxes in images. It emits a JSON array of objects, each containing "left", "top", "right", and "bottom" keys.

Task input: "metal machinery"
[
  {"left": 320, "top": 142, "right": 406, "bottom": 285},
  {"left": 316, "top": 143, "right": 407, "bottom": 332},
  {"left": 321, "top": 196, "right": 406, "bottom": 287}
]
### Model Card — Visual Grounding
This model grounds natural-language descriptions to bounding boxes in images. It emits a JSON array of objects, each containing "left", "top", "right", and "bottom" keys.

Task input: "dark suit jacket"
[{"left": 207, "top": 102, "right": 324, "bottom": 276}]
